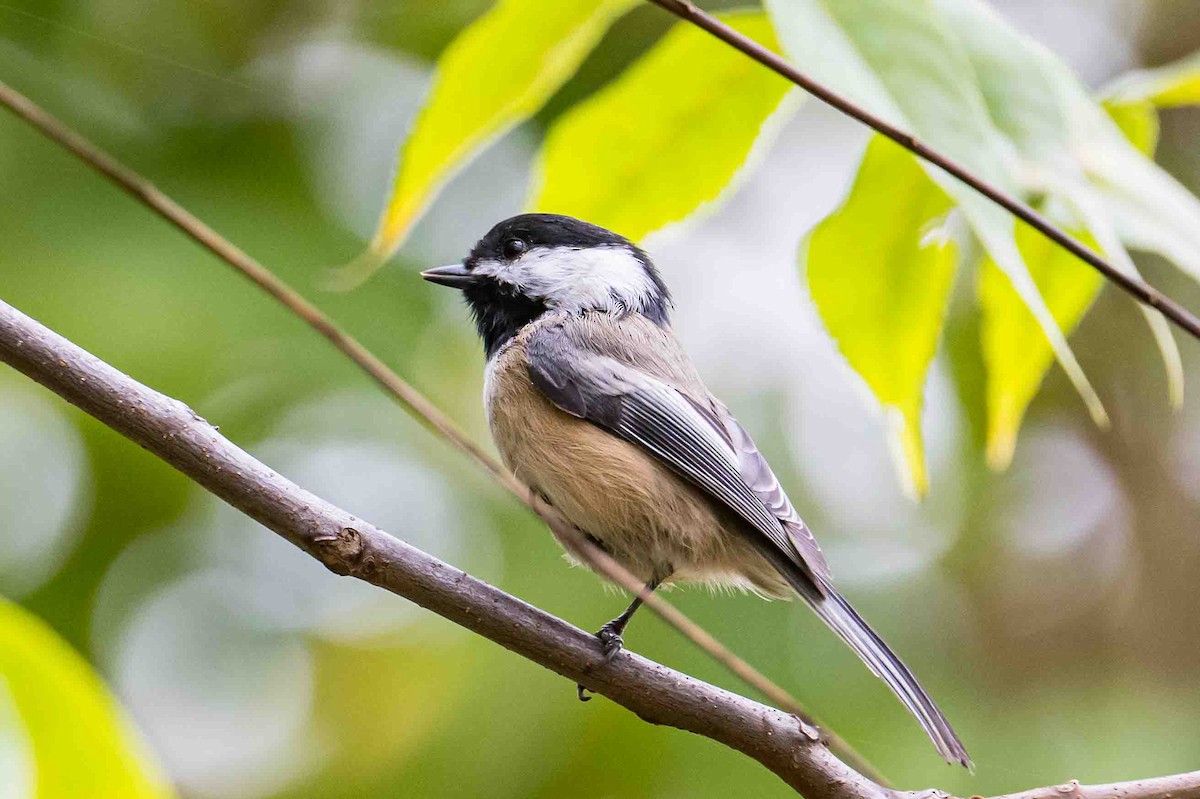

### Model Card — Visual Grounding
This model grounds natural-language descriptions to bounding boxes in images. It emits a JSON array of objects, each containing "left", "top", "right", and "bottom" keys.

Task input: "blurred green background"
[{"left": 2, "top": 1, "right": 1200, "bottom": 796}]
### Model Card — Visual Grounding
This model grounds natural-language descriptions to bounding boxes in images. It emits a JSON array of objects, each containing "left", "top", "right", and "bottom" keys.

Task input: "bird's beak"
[{"left": 420, "top": 263, "right": 477, "bottom": 289}]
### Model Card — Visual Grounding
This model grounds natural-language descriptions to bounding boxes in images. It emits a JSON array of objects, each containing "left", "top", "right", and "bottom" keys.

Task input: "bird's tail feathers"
[{"left": 782, "top": 565, "right": 972, "bottom": 768}]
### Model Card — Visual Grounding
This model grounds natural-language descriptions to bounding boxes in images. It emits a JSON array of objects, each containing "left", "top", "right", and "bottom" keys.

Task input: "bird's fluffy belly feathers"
[{"left": 485, "top": 329, "right": 788, "bottom": 596}]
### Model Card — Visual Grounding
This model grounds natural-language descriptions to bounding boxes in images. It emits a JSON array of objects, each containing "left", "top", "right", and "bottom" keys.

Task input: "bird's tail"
[{"left": 780, "top": 563, "right": 971, "bottom": 767}]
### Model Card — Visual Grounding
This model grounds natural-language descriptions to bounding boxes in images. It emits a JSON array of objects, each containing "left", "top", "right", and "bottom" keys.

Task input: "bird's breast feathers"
[{"left": 483, "top": 312, "right": 792, "bottom": 594}]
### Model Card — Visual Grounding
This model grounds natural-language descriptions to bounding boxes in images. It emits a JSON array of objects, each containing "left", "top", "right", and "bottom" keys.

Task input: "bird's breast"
[
  {"left": 483, "top": 332, "right": 768, "bottom": 588},
  {"left": 485, "top": 335, "right": 677, "bottom": 528}
]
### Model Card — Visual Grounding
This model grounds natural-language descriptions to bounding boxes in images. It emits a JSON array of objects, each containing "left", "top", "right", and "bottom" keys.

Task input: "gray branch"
[{"left": 2, "top": 296, "right": 1197, "bottom": 799}]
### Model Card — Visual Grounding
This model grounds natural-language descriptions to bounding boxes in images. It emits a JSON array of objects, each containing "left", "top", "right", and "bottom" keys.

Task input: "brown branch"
[
  {"left": 3, "top": 299, "right": 1199, "bottom": 799},
  {"left": 0, "top": 77, "right": 889, "bottom": 776},
  {"left": 979, "top": 775, "right": 1200, "bottom": 799},
  {"left": 644, "top": 0, "right": 1200, "bottom": 343},
  {"left": 0, "top": 297, "right": 871, "bottom": 796}
]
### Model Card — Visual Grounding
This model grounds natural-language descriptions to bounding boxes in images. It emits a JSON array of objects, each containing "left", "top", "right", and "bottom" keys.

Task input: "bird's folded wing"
[
  {"left": 526, "top": 318, "right": 829, "bottom": 583},
  {"left": 694, "top": 398, "right": 830, "bottom": 581}
]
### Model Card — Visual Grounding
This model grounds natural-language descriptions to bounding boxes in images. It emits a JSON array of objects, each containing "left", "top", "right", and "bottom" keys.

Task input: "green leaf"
[
  {"left": 930, "top": 0, "right": 1069, "bottom": 159},
  {"left": 805, "top": 136, "right": 956, "bottom": 497},
  {"left": 980, "top": 220, "right": 1104, "bottom": 469},
  {"left": 337, "top": 0, "right": 634, "bottom": 288},
  {"left": 0, "top": 597, "right": 173, "bottom": 798},
  {"left": 1085, "top": 116, "right": 1200, "bottom": 280},
  {"left": 763, "top": 0, "right": 1006, "bottom": 169},
  {"left": 772, "top": 0, "right": 1200, "bottom": 472},
  {"left": 932, "top": 0, "right": 1182, "bottom": 409},
  {"left": 1101, "top": 50, "right": 1200, "bottom": 108},
  {"left": 1105, "top": 184, "right": 1200, "bottom": 279},
  {"left": 531, "top": 10, "right": 794, "bottom": 241},
  {"left": 764, "top": 0, "right": 1105, "bottom": 437},
  {"left": 1052, "top": 178, "right": 1184, "bottom": 408},
  {"left": 1096, "top": 48, "right": 1200, "bottom": 217}
]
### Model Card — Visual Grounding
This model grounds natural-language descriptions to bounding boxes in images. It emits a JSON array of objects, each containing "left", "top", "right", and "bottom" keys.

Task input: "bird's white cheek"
[
  {"left": 518, "top": 247, "right": 651, "bottom": 310},
  {"left": 475, "top": 246, "right": 657, "bottom": 313}
]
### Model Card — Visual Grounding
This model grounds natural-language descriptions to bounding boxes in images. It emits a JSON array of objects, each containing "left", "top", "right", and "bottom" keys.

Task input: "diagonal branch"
[
  {"left": 0, "top": 296, "right": 871, "bottom": 796},
  {"left": 3, "top": 298, "right": 1199, "bottom": 798},
  {"left": 0, "top": 77, "right": 888, "bottom": 776},
  {"left": 643, "top": 0, "right": 1200, "bottom": 343}
]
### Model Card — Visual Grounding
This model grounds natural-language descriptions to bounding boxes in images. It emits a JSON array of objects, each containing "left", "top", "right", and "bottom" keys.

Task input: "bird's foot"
[
  {"left": 595, "top": 622, "right": 625, "bottom": 662},
  {"left": 576, "top": 621, "right": 627, "bottom": 701}
]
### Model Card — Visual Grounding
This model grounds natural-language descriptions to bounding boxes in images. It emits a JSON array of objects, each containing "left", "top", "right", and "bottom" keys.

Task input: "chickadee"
[{"left": 422, "top": 213, "right": 969, "bottom": 767}]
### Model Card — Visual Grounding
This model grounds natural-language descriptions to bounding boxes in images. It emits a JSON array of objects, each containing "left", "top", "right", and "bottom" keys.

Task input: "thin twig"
[
  {"left": 4, "top": 297, "right": 1200, "bottom": 799},
  {"left": 0, "top": 77, "right": 884, "bottom": 780},
  {"left": 644, "top": 0, "right": 1200, "bottom": 342}
]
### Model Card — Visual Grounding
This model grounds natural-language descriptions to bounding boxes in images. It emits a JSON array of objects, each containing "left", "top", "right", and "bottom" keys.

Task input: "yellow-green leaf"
[
  {"left": 0, "top": 678, "right": 34, "bottom": 798},
  {"left": 1102, "top": 50, "right": 1200, "bottom": 109},
  {"left": 1053, "top": 179, "right": 1184, "bottom": 409},
  {"left": 339, "top": 0, "right": 633, "bottom": 288},
  {"left": 1099, "top": 48, "right": 1200, "bottom": 159},
  {"left": 931, "top": 0, "right": 1178, "bottom": 409},
  {"left": 1103, "top": 99, "right": 1160, "bottom": 156},
  {"left": 980, "top": 221, "right": 1104, "bottom": 469},
  {"left": 805, "top": 136, "right": 956, "bottom": 498},
  {"left": 766, "top": 0, "right": 1105, "bottom": 444},
  {"left": 0, "top": 597, "right": 173, "bottom": 799},
  {"left": 530, "top": 10, "right": 793, "bottom": 241}
]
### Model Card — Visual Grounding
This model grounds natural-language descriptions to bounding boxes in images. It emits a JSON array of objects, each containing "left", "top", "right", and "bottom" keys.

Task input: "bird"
[{"left": 421, "top": 213, "right": 970, "bottom": 767}]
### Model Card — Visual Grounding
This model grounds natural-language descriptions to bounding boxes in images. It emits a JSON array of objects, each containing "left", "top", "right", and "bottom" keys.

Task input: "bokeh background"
[{"left": 2, "top": 1, "right": 1200, "bottom": 796}]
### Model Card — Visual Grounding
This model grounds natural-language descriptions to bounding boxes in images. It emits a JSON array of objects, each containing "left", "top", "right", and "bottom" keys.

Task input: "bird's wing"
[
  {"left": 698, "top": 399, "right": 830, "bottom": 580},
  {"left": 525, "top": 316, "right": 830, "bottom": 583}
]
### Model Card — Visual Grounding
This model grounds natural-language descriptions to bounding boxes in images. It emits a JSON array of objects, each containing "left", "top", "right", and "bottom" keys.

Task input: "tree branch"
[
  {"left": 643, "top": 0, "right": 1200, "bottom": 343},
  {"left": 3, "top": 299, "right": 1199, "bottom": 798},
  {"left": 0, "top": 297, "right": 868, "bottom": 796},
  {"left": 0, "top": 75, "right": 895, "bottom": 778}
]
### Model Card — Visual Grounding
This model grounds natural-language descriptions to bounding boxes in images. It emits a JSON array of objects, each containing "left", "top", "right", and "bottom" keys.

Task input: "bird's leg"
[
  {"left": 577, "top": 573, "right": 668, "bottom": 702},
  {"left": 594, "top": 588, "right": 651, "bottom": 659}
]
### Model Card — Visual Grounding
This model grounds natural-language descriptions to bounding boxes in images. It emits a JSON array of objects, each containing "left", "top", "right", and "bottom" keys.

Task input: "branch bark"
[
  {"left": 0, "top": 298, "right": 870, "bottom": 797},
  {"left": 643, "top": 0, "right": 1200, "bottom": 343},
  {"left": 2, "top": 301, "right": 1198, "bottom": 799}
]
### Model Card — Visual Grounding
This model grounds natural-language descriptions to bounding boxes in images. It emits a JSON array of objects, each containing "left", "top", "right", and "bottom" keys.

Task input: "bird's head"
[{"left": 422, "top": 214, "right": 671, "bottom": 356}]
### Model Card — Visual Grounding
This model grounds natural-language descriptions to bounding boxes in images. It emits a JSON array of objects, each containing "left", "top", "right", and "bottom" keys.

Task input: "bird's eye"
[{"left": 502, "top": 239, "right": 527, "bottom": 260}]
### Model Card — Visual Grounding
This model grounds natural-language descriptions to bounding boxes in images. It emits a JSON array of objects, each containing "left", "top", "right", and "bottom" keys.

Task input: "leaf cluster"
[{"left": 352, "top": 0, "right": 1200, "bottom": 493}]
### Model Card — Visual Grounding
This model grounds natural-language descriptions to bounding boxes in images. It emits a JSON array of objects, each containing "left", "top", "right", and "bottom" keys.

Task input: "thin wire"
[
  {"left": 644, "top": 0, "right": 1200, "bottom": 343},
  {"left": 0, "top": 78, "right": 888, "bottom": 784}
]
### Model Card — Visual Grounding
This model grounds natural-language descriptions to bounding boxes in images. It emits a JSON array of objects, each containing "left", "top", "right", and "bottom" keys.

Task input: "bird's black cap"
[{"left": 466, "top": 214, "right": 638, "bottom": 266}]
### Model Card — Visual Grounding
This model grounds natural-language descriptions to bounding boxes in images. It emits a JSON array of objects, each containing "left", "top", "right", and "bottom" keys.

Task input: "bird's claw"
[
  {"left": 596, "top": 623, "right": 625, "bottom": 662},
  {"left": 576, "top": 622, "right": 627, "bottom": 702}
]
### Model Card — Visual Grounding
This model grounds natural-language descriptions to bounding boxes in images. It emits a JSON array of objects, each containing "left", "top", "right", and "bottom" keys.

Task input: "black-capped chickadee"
[{"left": 422, "top": 213, "right": 970, "bottom": 767}]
